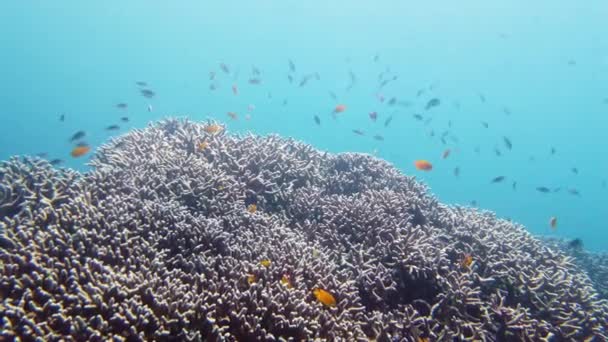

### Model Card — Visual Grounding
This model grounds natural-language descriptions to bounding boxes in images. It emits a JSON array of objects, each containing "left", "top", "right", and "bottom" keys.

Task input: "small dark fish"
[
  {"left": 512, "top": 181, "right": 517, "bottom": 190},
  {"left": 384, "top": 116, "right": 393, "bottom": 127},
  {"left": 491, "top": 176, "right": 506, "bottom": 183},
  {"left": 288, "top": 59, "right": 296, "bottom": 73},
  {"left": 536, "top": 186, "right": 551, "bottom": 193},
  {"left": 494, "top": 148, "right": 502, "bottom": 157},
  {"left": 59, "top": 114, "right": 65, "bottom": 122},
  {"left": 416, "top": 89, "right": 425, "bottom": 97},
  {"left": 568, "top": 188, "right": 580, "bottom": 196},
  {"left": 220, "top": 63, "right": 230, "bottom": 74},
  {"left": 503, "top": 136, "right": 512, "bottom": 150},
  {"left": 288, "top": 75, "right": 293, "bottom": 83},
  {"left": 248, "top": 78, "right": 261, "bottom": 85},
  {"left": 50, "top": 159, "right": 63, "bottom": 166},
  {"left": 550, "top": 147, "right": 556, "bottom": 155},
  {"left": 352, "top": 129, "right": 365, "bottom": 136},
  {"left": 314, "top": 115, "right": 321, "bottom": 126},
  {"left": 481, "top": 121, "right": 489, "bottom": 128},
  {"left": 369, "top": 112, "right": 378, "bottom": 122},
  {"left": 36, "top": 152, "right": 48, "bottom": 158},
  {"left": 120, "top": 117, "right": 129, "bottom": 122},
  {"left": 474, "top": 146, "right": 480, "bottom": 154},
  {"left": 571, "top": 167, "right": 578, "bottom": 175},
  {"left": 106, "top": 125, "right": 120, "bottom": 131},
  {"left": 373, "top": 54, "right": 379, "bottom": 62},
  {"left": 116, "top": 103, "right": 128, "bottom": 109},
  {"left": 448, "top": 120, "right": 452, "bottom": 128},
  {"left": 136, "top": 81, "right": 147, "bottom": 87},
  {"left": 567, "top": 59, "right": 576, "bottom": 66},
  {"left": 424, "top": 118, "right": 433, "bottom": 125},
  {"left": 209, "top": 83, "right": 217, "bottom": 91},
  {"left": 282, "top": 99, "right": 288, "bottom": 106},
  {"left": 346, "top": 71, "right": 357, "bottom": 91},
  {"left": 387, "top": 97, "right": 397, "bottom": 106},
  {"left": 478, "top": 93, "right": 486, "bottom": 103},
  {"left": 209, "top": 71, "right": 216, "bottom": 80},
  {"left": 425, "top": 98, "right": 440, "bottom": 110},
  {"left": 567, "top": 238, "right": 583, "bottom": 251},
  {"left": 453, "top": 167, "right": 460, "bottom": 177},
  {"left": 603, "top": 98, "right": 608, "bottom": 105},
  {"left": 470, "top": 200, "right": 477, "bottom": 206},
  {"left": 329, "top": 91, "right": 337, "bottom": 100},
  {"left": 76, "top": 141, "right": 89, "bottom": 147},
  {"left": 314, "top": 72, "right": 320, "bottom": 81},
  {"left": 413, "top": 114, "right": 423, "bottom": 121},
  {"left": 429, "top": 130, "right": 435, "bottom": 137},
  {"left": 140, "top": 89, "right": 155, "bottom": 98},
  {"left": 69, "top": 131, "right": 86, "bottom": 142},
  {"left": 602, "top": 180, "right": 607, "bottom": 188},
  {"left": 553, "top": 187, "right": 562, "bottom": 193},
  {"left": 251, "top": 66, "right": 260, "bottom": 75},
  {"left": 397, "top": 101, "right": 412, "bottom": 107},
  {"left": 503, "top": 107, "right": 511, "bottom": 115},
  {"left": 373, "top": 135, "right": 384, "bottom": 141},
  {"left": 379, "top": 79, "right": 390, "bottom": 88}
]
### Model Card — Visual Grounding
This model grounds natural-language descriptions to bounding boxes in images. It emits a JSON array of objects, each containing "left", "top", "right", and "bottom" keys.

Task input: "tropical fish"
[
  {"left": 549, "top": 216, "right": 557, "bottom": 230},
  {"left": 120, "top": 117, "right": 129, "bottom": 122},
  {"left": 387, "top": 97, "right": 397, "bottom": 106},
  {"left": 247, "top": 273, "right": 257, "bottom": 284},
  {"left": 425, "top": 98, "right": 440, "bottom": 110},
  {"left": 50, "top": 159, "right": 63, "bottom": 166},
  {"left": 491, "top": 176, "right": 505, "bottom": 183},
  {"left": 312, "top": 288, "right": 336, "bottom": 307},
  {"left": 453, "top": 167, "right": 460, "bottom": 177},
  {"left": 413, "top": 114, "right": 423, "bottom": 121},
  {"left": 384, "top": 115, "right": 393, "bottom": 127},
  {"left": 314, "top": 115, "right": 321, "bottom": 126},
  {"left": 352, "top": 129, "right": 365, "bottom": 136},
  {"left": 232, "top": 84, "right": 238, "bottom": 95},
  {"left": 203, "top": 124, "right": 223, "bottom": 135},
  {"left": 333, "top": 104, "right": 347, "bottom": 114},
  {"left": 198, "top": 141, "right": 209, "bottom": 151},
  {"left": 140, "top": 89, "right": 155, "bottom": 98},
  {"left": 70, "top": 145, "right": 91, "bottom": 158},
  {"left": 503, "top": 136, "right": 512, "bottom": 150},
  {"left": 494, "top": 148, "right": 502, "bottom": 157},
  {"left": 536, "top": 186, "right": 551, "bottom": 193},
  {"left": 414, "top": 160, "right": 433, "bottom": 171},
  {"left": 105, "top": 125, "right": 120, "bottom": 131},
  {"left": 442, "top": 149, "right": 451, "bottom": 159},
  {"left": 460, "top": 254, "right": 473, "bottom": 268},
  {"left": 260, "top": 259, "right": 271, "bottom": 267},
  {"left": 248, "top": 78, "right": 261, "bottom": 85},
  {"left": 280, "top": 274, "right": 293, "bottom": 289},
  {"left": 220, "top": 62, "right": 230, "bottom": 74},
  {"left": 247, "top": 204, "right": 257, "bottom": 213},
  {"left": 116, "top": 103, "right": 128, "bottom": 109},
  {"left": 369, "top": 111, "right": 378, "bottom": 122},
  {"left": 135, "top": 81, "right": 147, "bottom": 87},
  {"left": 227, "top": 112, "right": 238, "bottom": 120},
  {"left": 69, "top": 131, "right": 86, "bottom": 142},
  {"left": 209, "top": 71, "right": 216, "bottom": 80}
]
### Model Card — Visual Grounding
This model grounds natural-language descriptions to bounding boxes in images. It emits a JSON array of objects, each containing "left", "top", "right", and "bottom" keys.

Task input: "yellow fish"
[
  {"left": 312, "top": 288, "right": 336, "bottom": 307},
  {"left": 280, "top": 274, "right": 293, "bottom": 289},
  {"left": 460, "top": 254, "right": 473, "bottom": 268},
  {"left": 247, "top": 204, "right": 257, "bottom": 213},
  {"left": 198, "top": 141, "right": 209, "bottom": 151},
  {"left": 247, "top": 274, "right": 256, "bottom": 284},
  {"left": 260, "top": 259, "right": 271, "bottom": 267}
]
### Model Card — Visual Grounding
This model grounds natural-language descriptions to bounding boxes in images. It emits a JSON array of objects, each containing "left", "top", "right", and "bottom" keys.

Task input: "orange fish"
[
  {"left": 247, "top": 204, "right": 257, "bottom": 213},
  {"left": 203, "top": 124, "right": 223, "bottom": 135},
  {"left": 280, "top": 274, "right": 293, "bottom": 289},
  {"left": 442, "top": 149, "right": 451, "bottom": 159},
  {"left": 333, "top": 104, "right": 347, "bottom": 113},
  {"left": 198, "top": 141, "right": 209, "bottom": 151},
  {"left": 414, "top": 160, "right": 433, "bottom": 171},
  {"left": 313, "top": 288, "right": 336, "bottom": 307},
  {"left": 549, "top": 216, "right": 557, "bottom": 230},
  {"left": 460, "top": 254, "right": 473, "bottom": 268},
  {"left": 70, "top": 145, "right": 91, "bottom": 158},
  {"left": 227, "top": 112, "right": 238, "bottom": 120},
  {"left": 232, "top": 84, "right": 238, "bottom": 95}
]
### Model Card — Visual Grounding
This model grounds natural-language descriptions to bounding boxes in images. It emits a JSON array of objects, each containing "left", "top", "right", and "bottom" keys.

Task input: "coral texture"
[{"left": 1, "top": 118, "right": 607, "bottom": 341}]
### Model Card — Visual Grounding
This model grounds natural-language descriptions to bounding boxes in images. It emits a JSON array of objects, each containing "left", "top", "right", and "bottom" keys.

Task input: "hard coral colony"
[{"left": 0, "top": 119, "right": 607, "bottom": 341}]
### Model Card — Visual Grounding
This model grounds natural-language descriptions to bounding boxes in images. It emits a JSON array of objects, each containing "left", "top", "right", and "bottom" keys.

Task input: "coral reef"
[{"left": 1, "top": 118, "right": 607, "bottom": 341}]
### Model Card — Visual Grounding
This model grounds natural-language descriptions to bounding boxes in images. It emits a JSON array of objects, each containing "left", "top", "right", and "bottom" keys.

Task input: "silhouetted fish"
[
  {"left": 69, "top": 131, "right": 85, "bottom": 142},
  {"left": 425, "top": 98, "right": 440, "bottom": 110},
  {"left": 568, "top": 188, "right": 580, "bottom": 196},
  {"left": 491, "top": 176, "right": 506, "bottom": 183},
  {"left": 384, "top": 116, "right": 393, "bottom": 127},
  {"left": 536, "top": 186, "right": 551, "bottom": 193},
  {"left": 140, "top": 89, "right": 155, "bottom": 98},
  {"left": 120, "top": 117, "right": 129, "bottom": 122},
  {"left": 314, "top": 115, "right": 321, "bottom": 126},
  {"left": 288, "top": 59, "right": 296, "bottom": 73},
  {"left": 413, "top": 114, "right": 423, "bottom": 121},
  {"left": 373, "top": 135, "right": 384, "bottom": 141},
  {"left": 503, "top": 136, "right": 512, "bottom": 150},
  {"left": 512, "top": 181, "right": 517, "bottom": 190},
  {"left": 453, "top": 167, "right": 460, "bottom": 177},
  {"left": 567, "top": 238, "right": 583, "bottom": 251},
  {"left": 116, "top": 103, "right": 128, "bottom": 109},
  {"left": 329, "top": 91, "right": 337, "bottom": 100},
  {"left": 352, "top": 129, "right": 365, "bottom": 136},
  {"left": 59, "top": 114, "right": 65, "bottom": 122},
  {"left": 50, "top": 159, "right": 63, "bottom": 165},
  {"left": 106, "top": 125, "right": 120, "bottom": 131},
  {"left": 136, "top": 81, "right": 147, "bottom": 87},
  {"left": 478, "top": 93, "right": 486, "bottom": 103},
  {"left": 220, "top": 62, "right": 230, "bottom": 74},
  {"left": 550, "top": 147, "right": 556, "bottom": 155},
  {"left": 481, "top": 121, "right": 489, "bottom": 128},
  {"left": 571, "top": 167, "right": 578, "bottom": 175}
]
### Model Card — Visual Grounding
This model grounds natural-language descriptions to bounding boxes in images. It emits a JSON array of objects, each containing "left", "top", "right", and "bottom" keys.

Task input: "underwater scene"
[{"left": 1, "top": 1, "right": 607, "bottom": 341}]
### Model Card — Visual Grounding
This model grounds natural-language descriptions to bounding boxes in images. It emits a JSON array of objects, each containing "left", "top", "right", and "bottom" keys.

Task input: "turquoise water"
[{"left": 1, "top": 1, "right": 606, "bottom": 251}]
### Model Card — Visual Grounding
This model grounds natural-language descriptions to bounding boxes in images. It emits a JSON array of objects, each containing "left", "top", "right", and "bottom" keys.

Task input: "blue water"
[{"left": 1, "top": 1, "right": 607, "bottom": 251}]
